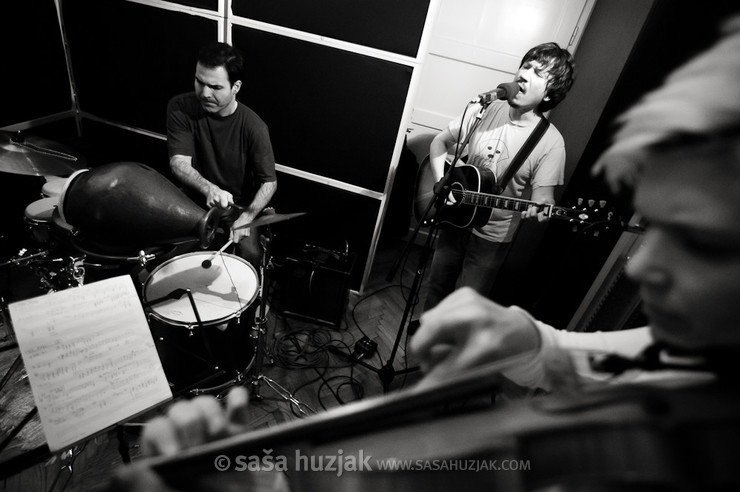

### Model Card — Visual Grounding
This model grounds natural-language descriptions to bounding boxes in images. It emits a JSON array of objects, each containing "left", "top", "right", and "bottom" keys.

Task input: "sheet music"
[{"left": 8, "top": 275, "right": 172, "bottom": 451}]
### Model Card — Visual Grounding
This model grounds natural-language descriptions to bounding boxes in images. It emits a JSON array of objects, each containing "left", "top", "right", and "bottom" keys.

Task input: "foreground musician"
[{"left": 112, "top": 15, "right": 740, "bottom": 491}]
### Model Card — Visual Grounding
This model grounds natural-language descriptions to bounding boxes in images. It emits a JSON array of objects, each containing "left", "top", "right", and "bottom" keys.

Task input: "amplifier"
[{"left": 270, "top": 241, "right": 355, "bottom": 328}]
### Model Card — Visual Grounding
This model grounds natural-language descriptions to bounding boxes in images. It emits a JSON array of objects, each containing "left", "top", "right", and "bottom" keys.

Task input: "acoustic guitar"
[{"left": 414, "top": 159, "right": 618, "bottom": 234}]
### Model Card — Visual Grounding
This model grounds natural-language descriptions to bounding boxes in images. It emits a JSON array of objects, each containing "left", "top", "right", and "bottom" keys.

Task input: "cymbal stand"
[
  {"left": 248, "top": 230, "right": 272, "bottom": 401},
  {"left": 247, "top": 228, "right": 314, "bottom": 415}
]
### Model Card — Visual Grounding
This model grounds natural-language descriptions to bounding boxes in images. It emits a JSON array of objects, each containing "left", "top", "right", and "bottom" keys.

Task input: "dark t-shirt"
[{"left": 166, "top": 93, "right": 276, "bottom": 205}]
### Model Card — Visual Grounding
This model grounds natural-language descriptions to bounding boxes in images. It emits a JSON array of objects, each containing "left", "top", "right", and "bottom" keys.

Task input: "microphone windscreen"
[{"left": 497, "top": 82, "right": 521, "bottom": 100}]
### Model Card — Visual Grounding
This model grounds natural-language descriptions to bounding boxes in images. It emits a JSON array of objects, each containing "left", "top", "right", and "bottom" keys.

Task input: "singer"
[
  {"left": 167, "top": 41, "right": 278, "bottom": 268},
  {"left": 423, "top": 42, "right": 575, "bottom": 311}
]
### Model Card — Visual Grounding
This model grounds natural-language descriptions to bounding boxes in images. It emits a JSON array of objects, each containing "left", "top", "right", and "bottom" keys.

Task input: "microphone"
[{"left": 472, "top": 82, "right": 521, "bottom": 105}]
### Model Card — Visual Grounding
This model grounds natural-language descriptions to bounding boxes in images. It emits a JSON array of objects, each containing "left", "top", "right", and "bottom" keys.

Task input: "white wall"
[{"left": 408, "top": 0, "right": 596, "bottom": 141}]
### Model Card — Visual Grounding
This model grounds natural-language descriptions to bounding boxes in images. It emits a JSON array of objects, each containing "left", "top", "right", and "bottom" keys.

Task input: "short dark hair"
[
  {"left": 521, "top": 42, "right": 575, "bottom": 112},
  {"left": 197, "top": 41, "right": 245, "bottom": 86}
]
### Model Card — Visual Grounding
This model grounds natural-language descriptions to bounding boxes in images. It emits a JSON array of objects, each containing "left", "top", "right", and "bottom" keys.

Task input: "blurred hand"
[
  {"left": 141, "top": 386, "right": 251, "bottom": 457},
  {"left": 111, "top": 388, "right": 251, "bottom": 491},
  {"left": 410, "top": 288, "right": 541, "bottom": 388}
]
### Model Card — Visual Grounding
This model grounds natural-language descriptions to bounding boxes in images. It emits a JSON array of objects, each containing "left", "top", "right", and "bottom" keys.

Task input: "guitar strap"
[{"left": 494, "top": 116, "right": 550, "bottom": 194}]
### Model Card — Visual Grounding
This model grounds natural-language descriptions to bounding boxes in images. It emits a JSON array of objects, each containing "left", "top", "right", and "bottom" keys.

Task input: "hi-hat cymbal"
[
  {"left": 0, "top": 131, "right": 87, "bottom": 176},
  {"left": 233, "top": 212, "right": 306, "bottom": 230}
]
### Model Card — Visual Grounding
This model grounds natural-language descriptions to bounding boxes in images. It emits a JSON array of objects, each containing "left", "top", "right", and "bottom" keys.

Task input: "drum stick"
[{"left": 201, "top": 239, "right": 233, "bottom": 269}]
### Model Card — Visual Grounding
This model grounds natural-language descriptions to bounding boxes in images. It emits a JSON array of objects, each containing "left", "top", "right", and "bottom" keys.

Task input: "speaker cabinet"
[{"left": 270, "top": 243, "right": 355, "bottom": 328}]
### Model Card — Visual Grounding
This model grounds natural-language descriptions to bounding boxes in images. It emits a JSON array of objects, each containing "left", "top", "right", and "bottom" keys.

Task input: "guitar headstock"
[{"left": 552, "top": 198, "right": 624, "bottom": 236}]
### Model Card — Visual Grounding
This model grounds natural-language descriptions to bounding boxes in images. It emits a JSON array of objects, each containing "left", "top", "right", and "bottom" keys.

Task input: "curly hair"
[{"left": 520, "top": 42, "right": 576, "bottom": 112}]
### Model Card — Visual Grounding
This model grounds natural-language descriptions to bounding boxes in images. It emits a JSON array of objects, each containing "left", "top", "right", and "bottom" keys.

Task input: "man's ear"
[{"left": 232, "top": 80, "right": 242, "bottom": 94}]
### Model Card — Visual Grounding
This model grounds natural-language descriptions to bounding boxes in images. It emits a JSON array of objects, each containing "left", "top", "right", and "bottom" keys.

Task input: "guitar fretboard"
[{"left": 452, "top": 189, "right": 553, "bottom": 215}]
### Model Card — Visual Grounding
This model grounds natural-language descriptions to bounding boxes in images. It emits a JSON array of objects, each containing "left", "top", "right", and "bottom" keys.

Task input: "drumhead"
[
  {"left": 144, "top": 252, "right": 259, "bottom": 327},
  {"left": 24, "top": 197, "right": 58, "bottom": 222},
  {"left": 42, "top": 176, "right": 67, "bottom": 197}
]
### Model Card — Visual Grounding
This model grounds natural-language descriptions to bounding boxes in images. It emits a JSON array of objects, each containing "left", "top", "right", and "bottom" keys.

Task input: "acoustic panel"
[
  {"left": 233, "top": 26, "right": 413, "bottom": 192},
  {"left": 232, "top": 0, "right": 431, "bottom": 57},
  {"left": 62, "top": 0, "right": 216, "bottom": 134},
  {"left": 1, "top": 0, "right": 71, "bottom": 127}
]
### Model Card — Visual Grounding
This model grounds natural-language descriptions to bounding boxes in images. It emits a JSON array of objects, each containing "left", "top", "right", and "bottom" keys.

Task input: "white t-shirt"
[{"left": 448, "top": 101, "right": 566, "bottom": 242}]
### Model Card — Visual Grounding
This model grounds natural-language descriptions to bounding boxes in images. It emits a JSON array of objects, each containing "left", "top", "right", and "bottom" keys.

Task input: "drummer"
[
  {"left": 112, "top": 14, "right": 740, "bottom": 491},
  {"left": 167, "top": 41, "right": 277, "bottom": 267}
]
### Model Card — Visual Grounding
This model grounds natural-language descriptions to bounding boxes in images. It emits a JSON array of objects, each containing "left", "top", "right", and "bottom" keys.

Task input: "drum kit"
[{"left": 1, "top": 130, "right": 305, "bottom": 397}]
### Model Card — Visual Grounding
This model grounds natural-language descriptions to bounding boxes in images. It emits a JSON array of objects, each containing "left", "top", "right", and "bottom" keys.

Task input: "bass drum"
[{"left": 143, "top": 251, "right": 259, "bottom": 394}]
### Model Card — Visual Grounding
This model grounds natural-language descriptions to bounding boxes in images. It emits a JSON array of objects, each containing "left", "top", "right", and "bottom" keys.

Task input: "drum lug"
[{"left": 138, "top": 250, "right": 155, "bottom": 267}]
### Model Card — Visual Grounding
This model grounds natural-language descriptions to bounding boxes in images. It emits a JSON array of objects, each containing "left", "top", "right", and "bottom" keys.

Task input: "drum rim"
[
  {"left": 57, "top": 168, "right": 89, "bottom": 224},
  {"left": 143, "top": 251, "right": 259, "bottom": 328}
]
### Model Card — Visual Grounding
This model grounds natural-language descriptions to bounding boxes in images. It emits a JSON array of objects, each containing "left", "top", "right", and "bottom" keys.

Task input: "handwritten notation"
[{"left": 8, "top": 275, "right": 172, "bottom": 451}]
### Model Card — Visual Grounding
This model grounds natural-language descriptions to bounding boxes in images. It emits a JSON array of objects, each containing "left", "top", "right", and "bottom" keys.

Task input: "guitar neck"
[{"left": 455, "top": 189, "right": 555, "bottom": 217}]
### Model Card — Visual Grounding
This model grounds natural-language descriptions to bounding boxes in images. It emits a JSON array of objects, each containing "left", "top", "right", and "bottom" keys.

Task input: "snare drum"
[
  {"left": 143, "top": 251, "right": 259, "bottom": 393},
  {"left": 24, "top": 197, "right": 58, "bottom": 244}
]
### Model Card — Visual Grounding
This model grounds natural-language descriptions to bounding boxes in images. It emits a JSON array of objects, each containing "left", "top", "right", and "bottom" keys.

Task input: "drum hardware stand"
[
  {"left": 246, "top": 228, "right": 313, "bottom": 416},
  {"left": 0, "top": 298, "right": 15, "bottom": 348},
  {"left": 2, "top": 249, "right": 86, "bottom": 292},
  {"left": 137, "top": 250, "right": 156, "bottom": 267},
  {"left": 249, "top": 230, "right": 274, "bottom": 401},
  {"left": 144, "top": 288, "right": 230, "bottom": 395},
  {"left": 0, "top": 248, "right": 50, "bottom": 268}
]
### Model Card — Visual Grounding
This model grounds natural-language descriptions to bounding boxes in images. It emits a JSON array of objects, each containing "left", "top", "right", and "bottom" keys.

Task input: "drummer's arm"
[
  {"left": 169, "top": 154, "right": 233, "bottom": 209},
  {"left": 231, "top": 180, "right": 277, "bottom": 242}
]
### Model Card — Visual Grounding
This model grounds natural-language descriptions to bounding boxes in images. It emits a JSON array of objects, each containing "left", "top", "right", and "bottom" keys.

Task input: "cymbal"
[
  {"left": 0, "top": 131, "right": 87, "bottom": 176},
  {"left": 233, "top": 212, "right": 306, "bottom": 230}
]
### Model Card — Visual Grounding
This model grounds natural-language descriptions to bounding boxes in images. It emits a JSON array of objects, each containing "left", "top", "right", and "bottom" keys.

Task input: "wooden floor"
[{"left": 0, "top": 236, "right": 429, "bottom": 491}]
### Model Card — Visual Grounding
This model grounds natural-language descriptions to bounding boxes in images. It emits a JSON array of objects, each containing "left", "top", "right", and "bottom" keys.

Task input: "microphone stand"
[{"left": 348, "top": 103, "right": 490, "bottom": 393}]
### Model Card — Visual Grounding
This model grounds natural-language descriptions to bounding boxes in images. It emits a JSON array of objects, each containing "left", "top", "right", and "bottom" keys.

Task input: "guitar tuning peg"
[
  {"left": 587, "top": 199, "right": 595, "bottom": 208},
  {"left": 577, "top": 197, "right": 583, "bottom": 206},
  {"left": 599, "top": 200, "right": 607, "bottom": 208}
]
